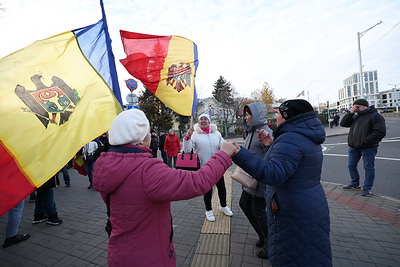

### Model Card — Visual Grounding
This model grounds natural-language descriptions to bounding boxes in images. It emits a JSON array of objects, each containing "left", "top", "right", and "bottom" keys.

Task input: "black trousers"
[
  {"left": 204, "top": 176, "right": 227, "bottom": 211},
  {"left": 239, "top": 190, "right": 268, "bottom": 245}
]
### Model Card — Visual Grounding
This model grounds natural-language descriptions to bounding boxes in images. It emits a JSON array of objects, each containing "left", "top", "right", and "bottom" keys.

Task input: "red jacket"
[
  {"left": 93, "top": 145, "right": 231, "bottom": 267},
  {"left": 164, "top": 133, "right": 181, "bottom": 157}
]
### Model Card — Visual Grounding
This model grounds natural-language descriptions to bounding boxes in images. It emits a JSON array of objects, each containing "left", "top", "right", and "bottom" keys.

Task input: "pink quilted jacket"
[{"left": 93, "top": 145, "right": 231, "bottom": 266}]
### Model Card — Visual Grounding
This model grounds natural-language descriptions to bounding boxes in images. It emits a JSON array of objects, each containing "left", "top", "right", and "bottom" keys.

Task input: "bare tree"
[{"left": 260, "top": 82, "right": 276, "bottom": 110}]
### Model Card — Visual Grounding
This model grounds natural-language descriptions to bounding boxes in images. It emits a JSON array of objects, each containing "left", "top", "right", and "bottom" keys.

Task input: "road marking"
[
  {"left": 324, "top": 137, "right": 400, "bottom": 146},
  {"left": 323, "top": 153, "right": 400, "bottom": 161}
]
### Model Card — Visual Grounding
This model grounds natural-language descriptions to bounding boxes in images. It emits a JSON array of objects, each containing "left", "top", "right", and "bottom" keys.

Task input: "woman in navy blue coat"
[{"left": 232, "top": 99, "right": 332, "bottom": 266}]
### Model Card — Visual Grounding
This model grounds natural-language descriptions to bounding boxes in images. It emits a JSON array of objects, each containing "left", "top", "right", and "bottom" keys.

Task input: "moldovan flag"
[
  {"left": 0, "top": 10, "right": 122, "bottom": 215},
  {"left": 296, "top": 90, "right": 305, "bottom": 98},
  {"left": 120, "top": 31, "right": 199, "bottom": 116}
]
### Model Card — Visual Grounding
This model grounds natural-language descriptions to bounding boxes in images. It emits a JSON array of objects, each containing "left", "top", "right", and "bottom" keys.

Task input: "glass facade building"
[{"left": 338, "top": 70, "right": 379, "bottom": 110}]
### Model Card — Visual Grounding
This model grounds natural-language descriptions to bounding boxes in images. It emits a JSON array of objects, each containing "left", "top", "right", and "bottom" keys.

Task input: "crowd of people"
[{"left": 3, "top": 97, "right": 387, "bottom": 267}]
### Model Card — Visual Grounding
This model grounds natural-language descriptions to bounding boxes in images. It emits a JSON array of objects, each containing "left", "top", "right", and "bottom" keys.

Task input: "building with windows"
[
  {"left": 337, "top": 70, "right": 379, "bottom": 110},
  {"left": 379, "top": 87, "right": 400, "bottom": 109}
]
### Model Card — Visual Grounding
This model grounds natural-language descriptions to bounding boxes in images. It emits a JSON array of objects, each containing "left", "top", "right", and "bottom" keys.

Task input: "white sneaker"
[
  {"left": 205, "top": 210, "right": 215, "bottom": 222},
  {"left": 220, "top": 206, "right": 233, "bottom": 217}
]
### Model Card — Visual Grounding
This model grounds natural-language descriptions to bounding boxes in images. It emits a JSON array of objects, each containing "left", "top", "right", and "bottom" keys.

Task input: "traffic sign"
[
  {"left": 126, "top": 93, "right": 138, "bottom": 105},
  {"left": 125, "top": 78, "right": 138, "bottom": 91}
]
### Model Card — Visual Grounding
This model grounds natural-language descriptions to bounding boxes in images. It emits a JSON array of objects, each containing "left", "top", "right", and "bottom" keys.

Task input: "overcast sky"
[{"left": 1, "top": 0, "right": 399, "bottom": 106}]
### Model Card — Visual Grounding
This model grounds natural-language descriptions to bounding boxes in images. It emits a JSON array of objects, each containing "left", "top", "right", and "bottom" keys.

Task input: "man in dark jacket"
[
  {"left": 340, "top": 98, "right": 386, "bottom": 197},
  {"left": 158, "top": 131, "right": 168, "bottom": 164}
]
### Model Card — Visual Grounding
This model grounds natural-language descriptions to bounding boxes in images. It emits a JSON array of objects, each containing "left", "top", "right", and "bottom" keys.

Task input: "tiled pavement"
[{"left": 1, "top": 125, "right": 399, "bottom": 266}]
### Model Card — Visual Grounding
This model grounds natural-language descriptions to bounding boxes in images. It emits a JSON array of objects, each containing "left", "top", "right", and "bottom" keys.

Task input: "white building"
[
  {"left": 379, "top": 87, "right": 400, "bottom": 109},
  {"left": 338, "top": 70, "right": 379, "bottom": 110}
]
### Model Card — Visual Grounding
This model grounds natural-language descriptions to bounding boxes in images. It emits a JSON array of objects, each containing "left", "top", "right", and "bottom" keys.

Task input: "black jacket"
[
  {"left": 158, "top": 134, "right": 166, "bottom": 150},
  {"left": 340, "top": 106, "right": 386, "bottom": 149},
  {"left": 150, "top": 135, "right": 159, "bottom": 150}
]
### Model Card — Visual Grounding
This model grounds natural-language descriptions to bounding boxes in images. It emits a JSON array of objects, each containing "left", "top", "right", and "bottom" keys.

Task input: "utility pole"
[{"left": 357, "top": 21, "right": 382, "bottom": 99}]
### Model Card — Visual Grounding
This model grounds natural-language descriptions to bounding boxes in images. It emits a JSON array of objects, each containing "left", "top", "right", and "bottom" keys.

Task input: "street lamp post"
[{"left": 357, "top": 21, "right": 382, "bottom": 99}]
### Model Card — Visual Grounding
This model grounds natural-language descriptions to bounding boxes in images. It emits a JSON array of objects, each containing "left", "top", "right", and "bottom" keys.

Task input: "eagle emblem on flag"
[
  {"left": 166, "top": 62, "right": 192, "bottom": 92},
  {"left": 15, "top": 74, "right": 80, "bottom": 128}
]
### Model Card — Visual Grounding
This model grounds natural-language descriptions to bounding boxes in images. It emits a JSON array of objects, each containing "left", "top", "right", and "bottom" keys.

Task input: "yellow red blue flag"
[
  {"left": 296, "top": 90, "right": 305, "bottom": 98},
  {"left": 119, "top": 31, "right": 199, "bottom": 116},
  {"left": 0, "top": 2, "right": 122, "bottom": 216}
]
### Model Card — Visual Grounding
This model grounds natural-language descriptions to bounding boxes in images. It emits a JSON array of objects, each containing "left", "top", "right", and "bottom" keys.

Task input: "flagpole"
[
  {"left": 100, "top": 0, "right": 123, "bottom": 106},
  {"left": 190, "top": 116, "right": 194, "bottom": 129}
]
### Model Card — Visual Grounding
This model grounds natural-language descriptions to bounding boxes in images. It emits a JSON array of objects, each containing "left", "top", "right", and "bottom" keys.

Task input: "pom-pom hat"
[{"left": 108, "top": 109, "right": 150, "bottom": 146}]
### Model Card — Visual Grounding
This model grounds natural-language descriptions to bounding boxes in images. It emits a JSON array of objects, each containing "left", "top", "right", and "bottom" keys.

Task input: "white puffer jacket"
[{"left": 183, "top": 123, "right": 225, "bottom": 167}]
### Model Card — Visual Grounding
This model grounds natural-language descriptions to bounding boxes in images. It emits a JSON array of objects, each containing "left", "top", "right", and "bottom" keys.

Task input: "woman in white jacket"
[{"left": 183, "top": 114, "right": 233, "bottom": 222}]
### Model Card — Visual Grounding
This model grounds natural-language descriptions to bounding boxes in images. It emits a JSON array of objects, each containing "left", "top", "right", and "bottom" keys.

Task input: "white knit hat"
[
  {"left": 108, "top": 109, "right": 150, "bottom": 146},
  {"left": 198, "top": 113, "right": 211, "bottom": 122}
]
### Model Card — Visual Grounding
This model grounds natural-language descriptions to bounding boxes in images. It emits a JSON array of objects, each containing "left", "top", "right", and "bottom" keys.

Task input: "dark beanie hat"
[
  {"left": 353, "top": 99, "right": 369, "bottom": 107},
  {"left": 279, "top": 99, "right": 314, "bottom": 120}
]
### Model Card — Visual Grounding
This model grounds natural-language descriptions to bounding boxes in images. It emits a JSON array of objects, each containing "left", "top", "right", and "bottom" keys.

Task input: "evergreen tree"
[
  {"left": 211, "top": 76, "right": 238, "bottom": 136},
  {"left": 175, "top": 114, "right": 191, "bottom": 138},
  {"left": 138, "top": 89, "right": 174, "bottom": 131},
  {"left": 212, "top": 76, "right": 233, "bottom": 104}
]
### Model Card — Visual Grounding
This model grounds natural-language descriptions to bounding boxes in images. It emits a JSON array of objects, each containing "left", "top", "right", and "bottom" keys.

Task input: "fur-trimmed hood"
[{"left": 193, "top": 123, "right": 218, "bottom": 134}]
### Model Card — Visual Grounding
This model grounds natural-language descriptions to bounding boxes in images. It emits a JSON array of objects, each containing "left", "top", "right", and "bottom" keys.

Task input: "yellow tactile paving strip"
[{"left": 191, "top": 171, "right": 232, "bottom": 267}]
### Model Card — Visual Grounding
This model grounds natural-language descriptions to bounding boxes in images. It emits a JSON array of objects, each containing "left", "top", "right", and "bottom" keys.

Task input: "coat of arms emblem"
[
  {"left": 15, "top": 74, "right": 80, "bottom": 128},
  {"left": 166, "top": 62, "right": 192, "bottom": 92}
]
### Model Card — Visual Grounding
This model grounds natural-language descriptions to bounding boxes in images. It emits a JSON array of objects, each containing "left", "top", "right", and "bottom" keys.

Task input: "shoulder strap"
[
  {"left": 106, "top": 194, "right": 111, "bottom": 218},
  {"left": 247, "top": 131, "right": 255, "bottom": 150}
]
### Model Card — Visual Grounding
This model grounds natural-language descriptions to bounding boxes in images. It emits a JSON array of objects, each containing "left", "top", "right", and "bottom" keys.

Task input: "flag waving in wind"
[
  {"left": 296, "top": 90, "right": 305, "bottom": 98},
  {"left": 0, "top": 0, "right": 122, "bottom": 216},
  {"left": 119, "top": 31, "right": 199, "bottom": 116}
]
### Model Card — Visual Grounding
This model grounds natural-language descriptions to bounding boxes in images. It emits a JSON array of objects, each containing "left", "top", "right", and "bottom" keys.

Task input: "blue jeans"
[
  {"left": 348, "top": 147, "right": 377, "bottom": 190},
  {"left": 160, "top": 150, "right": 168, "bottom": 164},
  {"left": 60, "top": 165, "right": 70, "bottom": 185},
  {"left": 84, "top": 161, "right": 96, "bottom": 186},
  {"left": 5, "top": 200, "right": 24, "bottom": 238},
  {"left": 35, "top": 188, "right": 57, "bottom": 215}
]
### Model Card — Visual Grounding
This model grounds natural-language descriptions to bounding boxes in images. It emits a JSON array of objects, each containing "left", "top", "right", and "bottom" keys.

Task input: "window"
[
  {"left": 353, "top": 84, "right": 358, "bottom": 96},
  {"left": 353, "top": 74, "right": 358, "bottom": 83},
  {"left": 364, "top": 72, "right": 368, "bottom": 81},
  {"left": 374, "top": 71, "right": 378, "bottom": 80},
  {"left": 370, "top": 82, "right": 374, "bottom": 94},
  {"left": 347, "top": 86, "right": 351, "bottom": 97},
  {"left": 369, "top": 72, "right": 373, "bottom": 81}
]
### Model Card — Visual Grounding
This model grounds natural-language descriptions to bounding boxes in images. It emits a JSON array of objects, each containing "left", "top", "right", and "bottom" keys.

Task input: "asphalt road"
[{"left": 322, "top": 118, "right": 400, "bottom": 200}]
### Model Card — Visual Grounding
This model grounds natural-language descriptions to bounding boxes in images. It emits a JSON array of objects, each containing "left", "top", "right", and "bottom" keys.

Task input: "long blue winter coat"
[{"left": 233, "top": 111, "right": 332, "bottom": 267}]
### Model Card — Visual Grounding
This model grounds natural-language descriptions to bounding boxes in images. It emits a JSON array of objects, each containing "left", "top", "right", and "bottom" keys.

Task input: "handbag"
[
  {"left": 175, "top": 149, "right": 200, "bottom": 171},
  {"left": 230, "top": 130, "right": 258, "bottom": 189},
  {"left": 231, "top": 166, "right": 258, "bottom": 189}
]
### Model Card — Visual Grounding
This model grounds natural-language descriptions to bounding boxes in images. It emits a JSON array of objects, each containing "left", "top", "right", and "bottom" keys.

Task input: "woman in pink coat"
[
  {"left": 164, "top": 129, "right": 181, "bottom": 168},
  {"left": 93, "top": 109, "right": 235, "bottom": 267}
]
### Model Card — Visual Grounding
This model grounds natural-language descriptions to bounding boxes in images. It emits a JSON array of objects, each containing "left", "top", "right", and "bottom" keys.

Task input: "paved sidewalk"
[{"left": 1, "top": 125, "right": 399, "bottom": 266}]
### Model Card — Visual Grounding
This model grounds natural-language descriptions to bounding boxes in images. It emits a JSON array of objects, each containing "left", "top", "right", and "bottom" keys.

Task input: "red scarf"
[{"left": 201, "top": 127, "right": 210, "bottom": 134}]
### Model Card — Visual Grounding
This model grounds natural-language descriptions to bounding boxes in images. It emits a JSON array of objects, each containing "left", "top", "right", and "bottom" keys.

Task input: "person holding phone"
[{"left": 340, "top": 98, "right": 386, "bottom": 196}]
